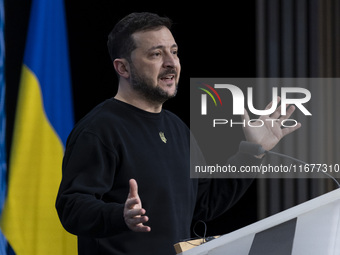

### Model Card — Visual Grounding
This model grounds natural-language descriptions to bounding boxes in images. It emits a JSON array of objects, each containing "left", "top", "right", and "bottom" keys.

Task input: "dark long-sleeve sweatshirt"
[{"left": 56, "top": 98, "right": 259, "bottom": 254}]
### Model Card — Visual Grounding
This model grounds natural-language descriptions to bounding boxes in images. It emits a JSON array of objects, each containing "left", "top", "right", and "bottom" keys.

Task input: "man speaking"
[{"left": 56, "top": 12, "right": 300, "bottom": 254}]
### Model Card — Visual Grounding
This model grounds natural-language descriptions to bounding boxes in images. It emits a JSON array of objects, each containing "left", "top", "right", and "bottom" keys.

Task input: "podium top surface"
[{"left": 180, "top": 188, "right": 340, "bottom": 255}]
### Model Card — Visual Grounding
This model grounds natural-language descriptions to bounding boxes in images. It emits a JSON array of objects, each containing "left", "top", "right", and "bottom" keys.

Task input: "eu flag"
[{"left": 0, "top": 0, "right": 7, "bottom": 253}]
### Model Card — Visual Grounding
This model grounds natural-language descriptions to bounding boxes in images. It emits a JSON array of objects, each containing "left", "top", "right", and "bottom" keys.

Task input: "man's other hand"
[{"left": 124, "top": 179, "right": 151, "bottom": 232}]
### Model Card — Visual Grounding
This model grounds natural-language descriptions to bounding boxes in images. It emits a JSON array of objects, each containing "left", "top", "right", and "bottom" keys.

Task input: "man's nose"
[{"left": 162, "top": 53, "right": 177, "bottom": 69}]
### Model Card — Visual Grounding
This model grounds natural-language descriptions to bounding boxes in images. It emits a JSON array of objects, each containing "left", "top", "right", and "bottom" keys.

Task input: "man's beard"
[{"left": 129, "top": 64, "right": 179, "bottom": 104}]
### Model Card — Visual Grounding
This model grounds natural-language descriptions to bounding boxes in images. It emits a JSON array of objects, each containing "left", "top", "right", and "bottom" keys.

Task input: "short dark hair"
[{"left": 107, "top": 12, "right": 172, "bottom": 62}]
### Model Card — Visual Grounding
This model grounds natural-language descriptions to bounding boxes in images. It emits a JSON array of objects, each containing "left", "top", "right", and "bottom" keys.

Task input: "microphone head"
[{"left": 239, "top": 141, "right": 266, "bottom": 156}]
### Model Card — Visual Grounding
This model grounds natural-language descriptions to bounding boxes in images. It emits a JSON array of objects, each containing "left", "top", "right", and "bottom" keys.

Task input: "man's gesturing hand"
[
  {"left": 242, "top": 97, "right": 301, "bottom": 153},
  {"left": 124, "top": 179, "right": 151, "bottom": 232}
]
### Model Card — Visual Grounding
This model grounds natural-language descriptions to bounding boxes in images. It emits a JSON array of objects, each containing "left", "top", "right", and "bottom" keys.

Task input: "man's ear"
[{"left": 113, "top": 58, "right": 130, "bottom": 79}]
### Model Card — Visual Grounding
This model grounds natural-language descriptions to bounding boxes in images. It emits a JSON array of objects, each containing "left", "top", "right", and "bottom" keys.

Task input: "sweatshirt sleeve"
[
  {"left": 193, "top": 151, "right": 262, "bottom": 222},
  {"left": 55, "top": 130, "right": 129, "bottom": 238}
]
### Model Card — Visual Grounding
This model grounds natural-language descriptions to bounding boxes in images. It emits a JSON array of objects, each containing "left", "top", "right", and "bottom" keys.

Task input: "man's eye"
[{"left": 152, "top": 52, "right": 161, "bottom": 57}]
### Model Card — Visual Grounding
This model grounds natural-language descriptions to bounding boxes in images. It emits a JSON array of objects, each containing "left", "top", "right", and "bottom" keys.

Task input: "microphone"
[{"left": 239, "top": 141, "right": 340, "bottom": 188}]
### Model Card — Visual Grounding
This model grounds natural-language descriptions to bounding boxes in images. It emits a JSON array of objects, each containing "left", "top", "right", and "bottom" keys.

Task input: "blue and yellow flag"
[{"left": 0, "top": 0, "right": 77, "bottom": 254}]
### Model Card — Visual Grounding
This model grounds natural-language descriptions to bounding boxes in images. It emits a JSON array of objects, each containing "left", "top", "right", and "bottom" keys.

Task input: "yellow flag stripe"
[{"left": 0, "top": 65, "right": 77, "bottom": 254}]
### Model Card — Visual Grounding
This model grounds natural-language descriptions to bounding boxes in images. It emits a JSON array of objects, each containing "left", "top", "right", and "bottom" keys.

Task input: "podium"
[{"left": 178, "top": 188, "right": 340, "bottom": 255}]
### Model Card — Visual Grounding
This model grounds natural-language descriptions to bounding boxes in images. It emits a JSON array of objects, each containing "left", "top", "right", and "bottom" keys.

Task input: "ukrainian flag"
[{"left": 0, "top": 0, "right": 77, "bottom": 254}]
